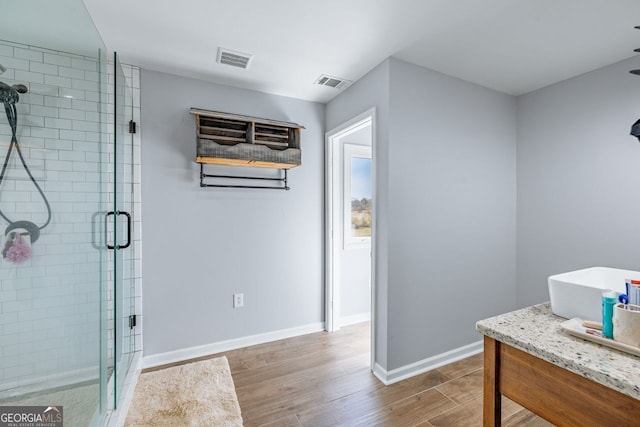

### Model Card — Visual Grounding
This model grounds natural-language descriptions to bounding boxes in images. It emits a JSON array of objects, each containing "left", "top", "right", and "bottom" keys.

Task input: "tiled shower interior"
[{"left": 0, "top": 39, "right": 142, "bottom": 426}]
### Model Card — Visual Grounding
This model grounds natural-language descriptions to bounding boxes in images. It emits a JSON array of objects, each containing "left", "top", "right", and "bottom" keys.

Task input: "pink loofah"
[{"left": 5, "top": 234, "right": 32, "bottom": 264}]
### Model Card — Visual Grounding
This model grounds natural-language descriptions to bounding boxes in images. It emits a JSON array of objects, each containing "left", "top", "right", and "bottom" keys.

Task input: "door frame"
[{"left": 325, "top": 108, "right": 376, "bottom": 368}]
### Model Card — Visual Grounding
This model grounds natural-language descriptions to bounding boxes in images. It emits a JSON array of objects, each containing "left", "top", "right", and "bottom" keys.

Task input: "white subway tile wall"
[{"left": 0, "top": 40, "right": 142, "bottom": 396}]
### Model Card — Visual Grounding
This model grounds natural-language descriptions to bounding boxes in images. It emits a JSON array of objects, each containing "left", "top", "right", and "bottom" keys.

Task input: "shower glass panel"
[
  {"left": 0, "top": 38, "right": 109, "bottom": 427},
  {"left": 112, "top": 52, "right": 135, "bottom": 408},
  {"left": 0, "top": 1, "right": 133, "bottom": 426},
  {"left": 0, "top": 36, "right": 108, "bottom": 422}
]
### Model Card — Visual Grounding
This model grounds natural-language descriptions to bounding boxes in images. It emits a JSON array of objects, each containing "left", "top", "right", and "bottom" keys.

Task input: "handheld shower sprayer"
[
  {"left": 0, "top": 82, "right": 28, "bottom": 135},
  {"left": 0, "top": 79, "right": 52, "bottom": 264},
  {"left": 0, "top": 82, "right": 28, "bottom": 105}
]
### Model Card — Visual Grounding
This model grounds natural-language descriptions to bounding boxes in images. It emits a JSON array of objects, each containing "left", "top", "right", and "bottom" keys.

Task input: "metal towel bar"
[{"left": 199, "top": 164, "right": 290, "bottom": 190}]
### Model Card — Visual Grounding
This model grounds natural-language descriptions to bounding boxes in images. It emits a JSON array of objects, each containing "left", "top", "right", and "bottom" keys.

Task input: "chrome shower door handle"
[{"left": 106, "top": 211, "right": 132, "bottom": 250}]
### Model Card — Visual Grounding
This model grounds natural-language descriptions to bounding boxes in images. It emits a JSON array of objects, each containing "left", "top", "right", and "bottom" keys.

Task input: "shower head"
[
  {"left": 0, "top": 82, "right": 27, "bottom": 106},
  {"left": 632, "top": 118, "right": 640, "bottom": 141},
  {"left": 0, "top": 64, "right": 5, "bottom": 74},
  {"left": 0, "top": 82, "right": 27, "bottom": 136}
]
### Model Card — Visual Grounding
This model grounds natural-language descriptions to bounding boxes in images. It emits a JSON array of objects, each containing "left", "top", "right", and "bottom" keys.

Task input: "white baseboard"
[
  {"left": 142, "top": 322, "right": 325, "bottom": 369},
  {"left": 373, "top": 340, "right": 483, "bottom": 385},
  {"left": 339, "top": 312, "right": 371, "bottom": 327}
]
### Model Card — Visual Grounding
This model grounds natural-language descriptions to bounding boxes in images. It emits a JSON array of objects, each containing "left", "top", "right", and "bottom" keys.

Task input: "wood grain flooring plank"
[
  {"left": 297, "top": 369, "right": 451, "bottom": 427},
  {"left": 435, "top": 368, "right": 483, "bottom": 405},
  {"left": 207, "top": 321, "right": 549, "bottom": 426},
  {"left": 343, "top": 388, "right": 457, "bottom": 427},
  {"left": 253, "top": 414, "right": 302, "bottom": 427},
  {"left": 236, "top": 352, "right": 371, "bottom": 410},
  {"left": 428, "top": 395, "right": 483, "bottom": 427},
  {"left": 501, "top": 396, "right": 533, "bottom": 420},
  {"left": 503, "top": 408, "right": 555, "bottom": 427},
  {"left": 232, "top": 339, "right": 368, "bottom": 389},
  {"left": 435, "top": 353, "right": 483, "bottom": 381}
]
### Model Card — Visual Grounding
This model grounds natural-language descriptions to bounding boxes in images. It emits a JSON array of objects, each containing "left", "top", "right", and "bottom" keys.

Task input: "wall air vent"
[
  {"left": 217, "top": 48, "right": 253, "bottom": 69},
  {"left": 315, "top": 74, "right": 352, "bottom": 90}
]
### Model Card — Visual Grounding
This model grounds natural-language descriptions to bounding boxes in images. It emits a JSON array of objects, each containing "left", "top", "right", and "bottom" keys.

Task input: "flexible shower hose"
[{"left": 0, "top": 101, "right": 52, "bottom": 230}]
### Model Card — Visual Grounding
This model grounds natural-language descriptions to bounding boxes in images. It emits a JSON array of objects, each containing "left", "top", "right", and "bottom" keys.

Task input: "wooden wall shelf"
[{"left": 190, "top": 108, "right": 304, "bottom": 170}]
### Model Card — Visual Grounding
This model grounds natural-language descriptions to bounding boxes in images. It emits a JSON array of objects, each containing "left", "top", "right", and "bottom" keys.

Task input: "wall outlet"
[{"left": 233, "top": 293, "right": 244, "bottom": 308}]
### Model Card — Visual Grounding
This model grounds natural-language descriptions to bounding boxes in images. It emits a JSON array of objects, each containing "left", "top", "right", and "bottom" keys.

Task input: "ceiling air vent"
[
  {"left": 315, "top": 74, "right": 352, "bottom": 90},
  {"left": 217, "top": 48, "right": 253, "bottom": 69}
]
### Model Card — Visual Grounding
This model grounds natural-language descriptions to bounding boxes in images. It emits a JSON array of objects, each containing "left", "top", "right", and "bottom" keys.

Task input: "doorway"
[{"left": 325, "top": 108, "right": 376, "bottom": 368}]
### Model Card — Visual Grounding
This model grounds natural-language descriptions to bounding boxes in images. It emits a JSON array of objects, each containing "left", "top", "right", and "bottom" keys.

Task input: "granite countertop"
[{"left": 476, "top": 302, "right": 640, "bottom": 400}]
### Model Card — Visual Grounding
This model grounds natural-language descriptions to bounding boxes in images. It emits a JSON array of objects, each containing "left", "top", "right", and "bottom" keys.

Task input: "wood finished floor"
[{"left": 149, "top": 322, "right": 554, "bottom": 426}]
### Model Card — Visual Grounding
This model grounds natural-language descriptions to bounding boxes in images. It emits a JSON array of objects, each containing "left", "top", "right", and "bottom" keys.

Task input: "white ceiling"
[{"left": 80, "top": 0, "right": 640, "bottom": 103}]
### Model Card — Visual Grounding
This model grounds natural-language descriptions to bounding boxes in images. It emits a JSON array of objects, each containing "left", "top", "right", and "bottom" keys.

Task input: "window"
[{"left": 344, "top": 143, "right": 372, "bottom": 248}]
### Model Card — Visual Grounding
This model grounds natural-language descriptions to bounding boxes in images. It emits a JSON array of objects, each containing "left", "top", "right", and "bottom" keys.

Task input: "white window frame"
[{"left": 343, "top": 143, "right": 372, "bottom": 249}]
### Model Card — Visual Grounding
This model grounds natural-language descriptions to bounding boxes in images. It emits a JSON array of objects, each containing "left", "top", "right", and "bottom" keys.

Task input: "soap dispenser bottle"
[{"left": 602, "top": 291, "right": 617, "bottom": 339}]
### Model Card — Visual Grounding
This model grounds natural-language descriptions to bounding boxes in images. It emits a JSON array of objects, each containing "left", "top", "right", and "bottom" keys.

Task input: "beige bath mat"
[{"left": 125, "top": 356, "right": 243, "bottom": 426}]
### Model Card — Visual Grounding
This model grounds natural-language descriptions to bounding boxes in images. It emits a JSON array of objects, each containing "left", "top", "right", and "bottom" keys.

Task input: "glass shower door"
[
  {"left": 112, "top": 52, "right": 135, "bottom": 407},
  {"left": 0, "top": 2, "right": 111, "bottom": 424}
]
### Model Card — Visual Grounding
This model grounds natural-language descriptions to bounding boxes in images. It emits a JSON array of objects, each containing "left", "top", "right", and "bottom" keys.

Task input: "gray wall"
[
  {"left": 327, "top": 58, "right": 517, "bottom": 371},
  {"left": 140, "top": 52, "right": 640, "bottom": 372},
  {"left": 516, "top": 56, "right": 640, "bottom": 307},
  {"left": 386, "top": 58, "right": 517, "bottom": 369},
  {"left": 326, "top": 59, "right": 390, "bottom": 368},
  {"left": 140, "top": 70, "right": 325, "bottom": 356}
]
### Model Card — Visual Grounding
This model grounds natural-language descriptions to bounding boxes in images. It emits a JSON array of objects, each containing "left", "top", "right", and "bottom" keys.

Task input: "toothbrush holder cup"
[{"left": 613, "top": 303, "right": 640, "bottom": 348}]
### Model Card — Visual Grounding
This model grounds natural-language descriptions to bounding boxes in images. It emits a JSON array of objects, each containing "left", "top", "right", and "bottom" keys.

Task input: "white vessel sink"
[{"left": 548, "top": 267, "right": 640, "bottom": 321}]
